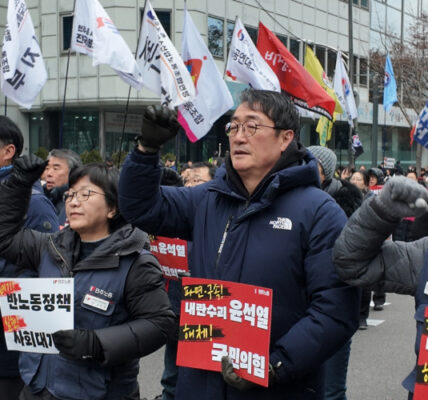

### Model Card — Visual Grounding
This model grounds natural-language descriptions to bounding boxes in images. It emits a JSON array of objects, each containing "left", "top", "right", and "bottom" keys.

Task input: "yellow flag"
[
  {"left": 316, "top": 115, "right": 336, "bottom": 146},
  {"left": 304, "top": 47, "right": 343, "bottom": 114}
]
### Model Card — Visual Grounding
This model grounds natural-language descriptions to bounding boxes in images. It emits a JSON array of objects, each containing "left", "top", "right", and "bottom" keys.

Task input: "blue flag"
[
  {"left": 383, "top": 54, "right": 397, "bottom": 112},
  {"left": 413, "top": 101, "right": 428, "bottom": 148}
]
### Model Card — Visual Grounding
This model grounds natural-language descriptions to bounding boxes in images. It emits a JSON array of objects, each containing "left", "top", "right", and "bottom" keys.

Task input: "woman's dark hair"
[
  {"left": 68, "top": 163, "right": 126, "bottom": 232},
  {"left": 352, "top": 170, "right": 369, "bottom": 187}
]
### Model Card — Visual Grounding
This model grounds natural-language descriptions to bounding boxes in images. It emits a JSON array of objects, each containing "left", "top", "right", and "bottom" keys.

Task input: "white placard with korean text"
[{"left": 0, "top": 278, "right": 74, "bottom": 354}]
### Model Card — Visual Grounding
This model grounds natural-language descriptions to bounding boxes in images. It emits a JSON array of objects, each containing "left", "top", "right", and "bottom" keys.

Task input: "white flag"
[
  {"left": 0, "top": 0, "right": 47, "bottom": 109},
  {"left": 71, "top": 0, "right": 143, "bottom": 89},
  {"left": 177, "top": 8, "right": 233, "bottom": 142},
  {"left": 136, "top": 0, "right": 195, "bottom": 109},
  {"left": 333, "top": 50, "right": 358, "bottom": 126},
  {"left": 225, "top": 17, "right": 280, "bottom": 92}
]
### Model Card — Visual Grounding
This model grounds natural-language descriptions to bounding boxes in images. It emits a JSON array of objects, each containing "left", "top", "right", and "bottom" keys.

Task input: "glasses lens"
[
  {"left": 63, "top": 191, "right": 73, "bottom": 202},
  {"left": 245, "top": 122, "right": 257, "bottom": 136},
  {"left": 80, "top": 190, "right": 91, "bottom": 201},
  {"left": 225, "top": 122, "right": 238, "bottom": 136}
]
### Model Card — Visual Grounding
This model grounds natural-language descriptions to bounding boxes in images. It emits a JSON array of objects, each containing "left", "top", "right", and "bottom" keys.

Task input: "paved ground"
[{"left": 138, "top": 292, "right": 416, "bottom": 400}]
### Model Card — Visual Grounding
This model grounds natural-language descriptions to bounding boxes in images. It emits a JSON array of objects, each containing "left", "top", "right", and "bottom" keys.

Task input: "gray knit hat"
[{"left": 308, "top": 146, "right": 337, "bottom": 181}]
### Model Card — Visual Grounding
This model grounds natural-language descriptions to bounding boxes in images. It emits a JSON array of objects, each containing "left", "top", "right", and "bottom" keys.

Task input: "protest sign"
[
  {"left": 0, "top": 278, "right": 74, "bottom": 354},
  {"left": 150, "top": 236, "right": 188, "bottom": 280},
  {"left": 383, "top": 157, "right": 395, "bottom": 169},
  {"left": 177, "top": 277, "right": 272, "bottom": 387},
  {"left": 414, "top": 307, "right": 428, "bottom": 399}
]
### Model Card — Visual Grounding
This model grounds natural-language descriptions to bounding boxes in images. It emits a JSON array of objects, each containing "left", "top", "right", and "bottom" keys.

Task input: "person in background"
[
  {"left": 0, "top": 156, "right": 175, "bottom": 400},
  {"left": 308, "top": 146, "right": 362, "bottom": 400},
  {"left": 118, "top": 89, "right": 359, "bottom": 399},
  {"left": 43, "top": 148, "right": 81, "bottom": 226},
  {"left": 368, "top": 167, "right": 384, "bottom": 189},
  {"left": 340, "top": 166, "right": 354, "bottom": 181},
  {"left": 350, "top": 170, "right": 371, "bottom": 200},
  {"left": 0, "top": 117, "right": 59, "bottom": 400},
  {"left": 333, "top": 176, "right": 428, "bottom": 399},
  {"left": 184, "top": 162, "right": 216, "bottom": 187},
  {"left": 407, "top": 171, "right": 418, "bottom": 182}
]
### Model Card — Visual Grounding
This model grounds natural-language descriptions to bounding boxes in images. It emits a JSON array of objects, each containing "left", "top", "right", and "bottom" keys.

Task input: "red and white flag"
[
  {"left": 177, "top": 7, "right": 233, "bottom": 142},
  {"left": 257, "top": 22, "right": 335, "bottom": 119},
  {"left": 226, "top": 17, "right": 280, "bottom": 91},
  {"left": 136, "top": 0, "right": 195, "bottom": 109},
  {"left": 71, "top": 0, "right": 143, "bottom": 89},
  {"left": 1, "top": 0, "right": 47, "bottom": 108}
]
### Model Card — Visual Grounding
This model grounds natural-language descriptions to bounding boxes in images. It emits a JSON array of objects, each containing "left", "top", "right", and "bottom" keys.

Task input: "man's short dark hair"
[
  {"left": 239, "top": 89, "right": 300, "bottom": 137},
  {"left": 0, "top": 116, "right": 24, "bottom": 160},
  {"left": 191, "top": 161, "right": 216, "bottom": 180},
  {"left": 48, "top": 148, "right": 81, "bottom": 170}
]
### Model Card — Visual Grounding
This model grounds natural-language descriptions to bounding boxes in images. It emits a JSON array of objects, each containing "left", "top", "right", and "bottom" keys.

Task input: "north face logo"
[{"left": 269, "top": 217, "right": 292, "bottom": 230}]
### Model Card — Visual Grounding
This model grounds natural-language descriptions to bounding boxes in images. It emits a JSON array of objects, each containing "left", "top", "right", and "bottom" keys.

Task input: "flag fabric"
[
  {"left": 257, "top": 22, "right": 335, "bottom": 119},
  {"left": 1, "top": 0, "right": 47, "bottom": 109},
  {"left": 383, "top": 54, "right": 397, "bottom": 112},
  {"left": 225, "top": 17, "right": 280, "bottom": 92},
  {"left": 177, "top": 8, "right": 233, "bottom": 142},
  {"left": 410, "top": 124, "right": 416, "bottom": 146},
  {"left": 333, "top": 50, "right": 358, "bottom": 126},
  {"left": 352, "top": 130, "right": 364, "bottom": 159},
  {"left": 71, "top": 0, "right": 143, "bottom": 89},
  {"left": 316, "top": 116, "right": 333, "bottom": 147},
  {"left": 137, "top": 0, "right": 195, "bottom": 108},
  {"left": 413, "top": 101, "right": 428, "bottom": 148}
]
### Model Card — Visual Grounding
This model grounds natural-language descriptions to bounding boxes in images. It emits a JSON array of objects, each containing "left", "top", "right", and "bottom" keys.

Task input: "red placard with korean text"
[
  {"left": 414, "top": 307, "right": 428, "bottom": 399},
  {"left": 150, "top": 236, "right": 189, "bottom": 280},
  {"left": 176, "top": 277, "right": 273, "bottom": 387}
]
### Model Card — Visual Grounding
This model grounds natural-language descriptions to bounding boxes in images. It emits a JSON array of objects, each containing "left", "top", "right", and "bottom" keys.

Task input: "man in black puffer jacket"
[{"left": 308, "top": 146, "right": 362, "bottom": 400}]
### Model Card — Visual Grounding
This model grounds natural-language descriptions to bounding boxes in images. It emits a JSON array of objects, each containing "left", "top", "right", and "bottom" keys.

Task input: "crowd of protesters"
[{"left": 1, "top": 89, "right": 428, "bottom": 400}]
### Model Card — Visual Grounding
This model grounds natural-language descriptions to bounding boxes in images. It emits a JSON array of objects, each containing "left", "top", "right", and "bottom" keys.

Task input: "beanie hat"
[{"left": 308, "top": 146, "right": 337, "bottom": 182}]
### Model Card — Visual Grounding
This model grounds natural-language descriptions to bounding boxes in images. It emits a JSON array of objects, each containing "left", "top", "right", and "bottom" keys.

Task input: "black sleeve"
[{"left": 95, "top": 253, "right": 175, "bottom": 366}]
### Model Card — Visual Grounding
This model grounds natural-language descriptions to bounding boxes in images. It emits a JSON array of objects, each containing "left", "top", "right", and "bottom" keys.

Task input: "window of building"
[
  {"left": 245, "top": 25, "right": 258, "bottom": 44},
  {"left": 352, "top": 56, "right": 358, "bottom": 85},
  {"left": 388, "top": 0, "right": 402, "bottom": 10},
  {"left": 277, "top": 34, "right": 288, "bottom": 48},
  {"left": 387, "top": 6, "right": 402, "bottom": 37},
  {"left": 226, "top": 21, "right": 235, "bottom": 54},
  {"left": 140, "top": 9, "right": 171, "bottom": 37},
  {"left": 327, "top": 49, "right": 336, "bottom": 80},
  {"left": 360, "top": 57, "right": 368, "bottom": 86},
  {"left": 315, "top": 45, "right": 326, "bottom": 70},
  {"left": 371, "top": 1, "right": 386, "bottom": 31},
  {"left": 61, "top": 14, "right": 73, "bottom": 52},
  {"left": 208, "top": 16, "right": 224, "bottom": 58},
  {"left": 290, "top": 38, "right": 300, "bottom": 60}
]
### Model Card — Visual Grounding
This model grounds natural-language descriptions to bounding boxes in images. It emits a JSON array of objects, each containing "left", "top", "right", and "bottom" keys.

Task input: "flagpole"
[
  {"left": 59, "top": 0, "right": 77, "bottom": 148},
  {"left": 116, "top": 0, "right": 146, "bottom": 168},
  {"left": 4, "top": 97, "right": 7, "bottom": 116}
]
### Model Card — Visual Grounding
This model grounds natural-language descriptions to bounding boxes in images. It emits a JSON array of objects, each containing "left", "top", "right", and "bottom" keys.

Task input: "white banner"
[
  {"left": 177, "top": 8, "right": 233, "bottom": 142},
  {"left": 0, "top": 278, "right": 74, "bottom": 354},
  {"left": 225, "top": 17, "right": 280, "bottom": 92},
  {"left": 136, "top": 0, "right": 195, "bottom": 108},
  {"left": 71, "top": 0, "right": 143, "bottom": 89},
  {"left": 0, "top": 0, "right": 47, "bottom": 109}
]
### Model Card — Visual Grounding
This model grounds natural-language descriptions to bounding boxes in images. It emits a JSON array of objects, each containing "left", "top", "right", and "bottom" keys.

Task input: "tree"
[{"left": 368, "top": 12, "right": 428, "bottom": 172}]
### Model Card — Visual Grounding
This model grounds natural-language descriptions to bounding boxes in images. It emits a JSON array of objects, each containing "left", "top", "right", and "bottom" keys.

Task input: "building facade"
[{"left": 0, "top": 0, "right": 426, "bottom": 168}]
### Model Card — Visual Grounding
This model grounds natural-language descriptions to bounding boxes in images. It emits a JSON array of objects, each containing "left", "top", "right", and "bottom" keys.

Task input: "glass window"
[
  {"left": 352, "top": 56, "right": 358, "bottom": 85},
  {"left": 360, "top": 0, "right": 369, "bottom": 8},
  {"left": 353, "top": 0, "right": 358, "bottom": 4},
  {"left": 387, "top": 6, "right": 402, "bottom": 37},
  {"left": 360, "top": 57, "right": 368, "bottom": 86},
  {"left": 62, "top": 112, "right": 99, "bottom": 154},
  {"left": 208, "top": 16, "right": 224, "bottom": 58},
  {"left": 387, "top": 0, "right": 402, "bottom": 9},
  {"left": 245, "top": 25, "right": 258, "bottom": 44},
  {"left": 277, "top": 34, "right": 288, "bottom": 48},
  {"left": 371, "top": 1, "right": 386, "bottom": 31},
  {"left": 315, "top": 45, "right": 326, "bottom": 70},
  {"left": 156, "top": 11, "right": 171, "bottom": 38},
  {"left": 226, "top": 21, "right": 234, "bottom": 54},
  {"left": 327, "top": 49, "right": 336, "bottom": 80},
  {"left": 370, "top": 29, "right": 384, "bottom": 50},
  {"left": 61, "top": 15, "right": 73, "bottom": 52},
  {"left": 404, "top": 0, "right": 418, "bottom": 15},
  {"left": 290, "top": 38, "right": 300, "bottom": 60}
]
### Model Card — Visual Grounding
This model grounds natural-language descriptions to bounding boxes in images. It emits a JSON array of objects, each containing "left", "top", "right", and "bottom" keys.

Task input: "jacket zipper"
[
  {"left": 215, "top": 216, "right": 233, "bottom": 270},
  {"left": 49, "top": 237, "right": 73, "bottom": 277}
]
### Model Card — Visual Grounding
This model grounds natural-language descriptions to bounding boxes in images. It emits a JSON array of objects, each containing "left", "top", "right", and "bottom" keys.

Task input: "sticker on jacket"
[
  {"left": 269, "top": 217, "right": 292, "bottom": 230},
  {"left": 82, "top": 294, "right": 109, "bottom": 311}
]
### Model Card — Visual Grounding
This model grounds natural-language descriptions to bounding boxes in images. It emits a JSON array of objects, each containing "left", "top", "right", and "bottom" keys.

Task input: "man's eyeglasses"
[
  {"left": 63, "top": 189, "right": 105, "bottom": 203},
  {"left": 225, "top": 121, "right": 284, "bottom": 137}
]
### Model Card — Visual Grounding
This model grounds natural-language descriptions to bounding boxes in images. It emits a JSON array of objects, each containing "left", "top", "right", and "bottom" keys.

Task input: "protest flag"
[
  {"left": 136, "top": 0, "right": 195, "bottom": 108},
  {"left": 225, "top": 17, "right": 280, "bottom": 92},
  {"left": 177, "top": 7, "right": 233, "bottom": 142},
  {"left": 413, "top": 101, "right": 428, "bottom": 148},
  {"left": 333, "top": 50, "right": 358, "bottom": 126},
  {"left": 1, "top": 0, "right": 47, "bottom": 109},
  {"left": 352, "top": 130, "right": 364, "bottom": 159},
  {"left": 383, "top": 54, "right": 398, "bottom": 112},
  {"left": 257, "top": 22, "right": 335, "bottom": 119},
  {"left": 71, "top": 0, "right": 143, "bottom": 89}
]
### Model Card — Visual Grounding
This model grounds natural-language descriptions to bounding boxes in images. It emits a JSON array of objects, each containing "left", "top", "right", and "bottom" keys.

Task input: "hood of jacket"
[
  {"left": 48, "top": 224, "right": 149, "bottom": 274},
  {"left": 211, "top": 141, "right": 320, "bottom": 205}
]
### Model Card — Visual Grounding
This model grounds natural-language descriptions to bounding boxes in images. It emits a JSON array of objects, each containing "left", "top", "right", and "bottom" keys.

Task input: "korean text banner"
[
  {"left": 414, "top": 307, "right": 428, "bottom": 400},
  {"left": 177, "top": 7, "right": 233, "bottom": 142},
  {"left": 177, "top": 277, "right": 272, "bottom": 387},
  {"left": 137, "top": 0, "right": 195, "bottom": 108},
  {"left": 71, "top": 0, "right": 143, "bottom": 90},
  {"left": 1, "top": 0, "right": 47, "bottom": 109},
  {"left": 0, "top": 278, "right": 74, "bottom": 354},
  {"left": 225, "top": 17, "right": 280, "bottom": 92},
  {"left": 150, "top": 236, "right": 188, "bottom": 280},
  {"left": 257, "top": 22, "right": 335, "bottom": 120}
]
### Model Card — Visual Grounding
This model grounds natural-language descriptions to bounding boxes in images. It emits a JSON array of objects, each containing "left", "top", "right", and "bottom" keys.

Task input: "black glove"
[
  {"left": 373, "top": 175, "right": 428, "bottom": 220},
  {"left": 52, "top": 329, "right": 103, "bottom": 362},
  {"left": 10, "top": 154, "right": 47, "bottom": 187},
  {"left": 135, "top": 105, "right": 180, "bottom": 152},
  {"left": 221, "top": 356, "right": 276, "bottom": 391}
]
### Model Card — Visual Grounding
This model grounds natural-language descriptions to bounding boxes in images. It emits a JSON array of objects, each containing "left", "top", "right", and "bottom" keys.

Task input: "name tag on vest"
[{"left": 83, "top": 294, "right": 109, "bottom": 311}]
